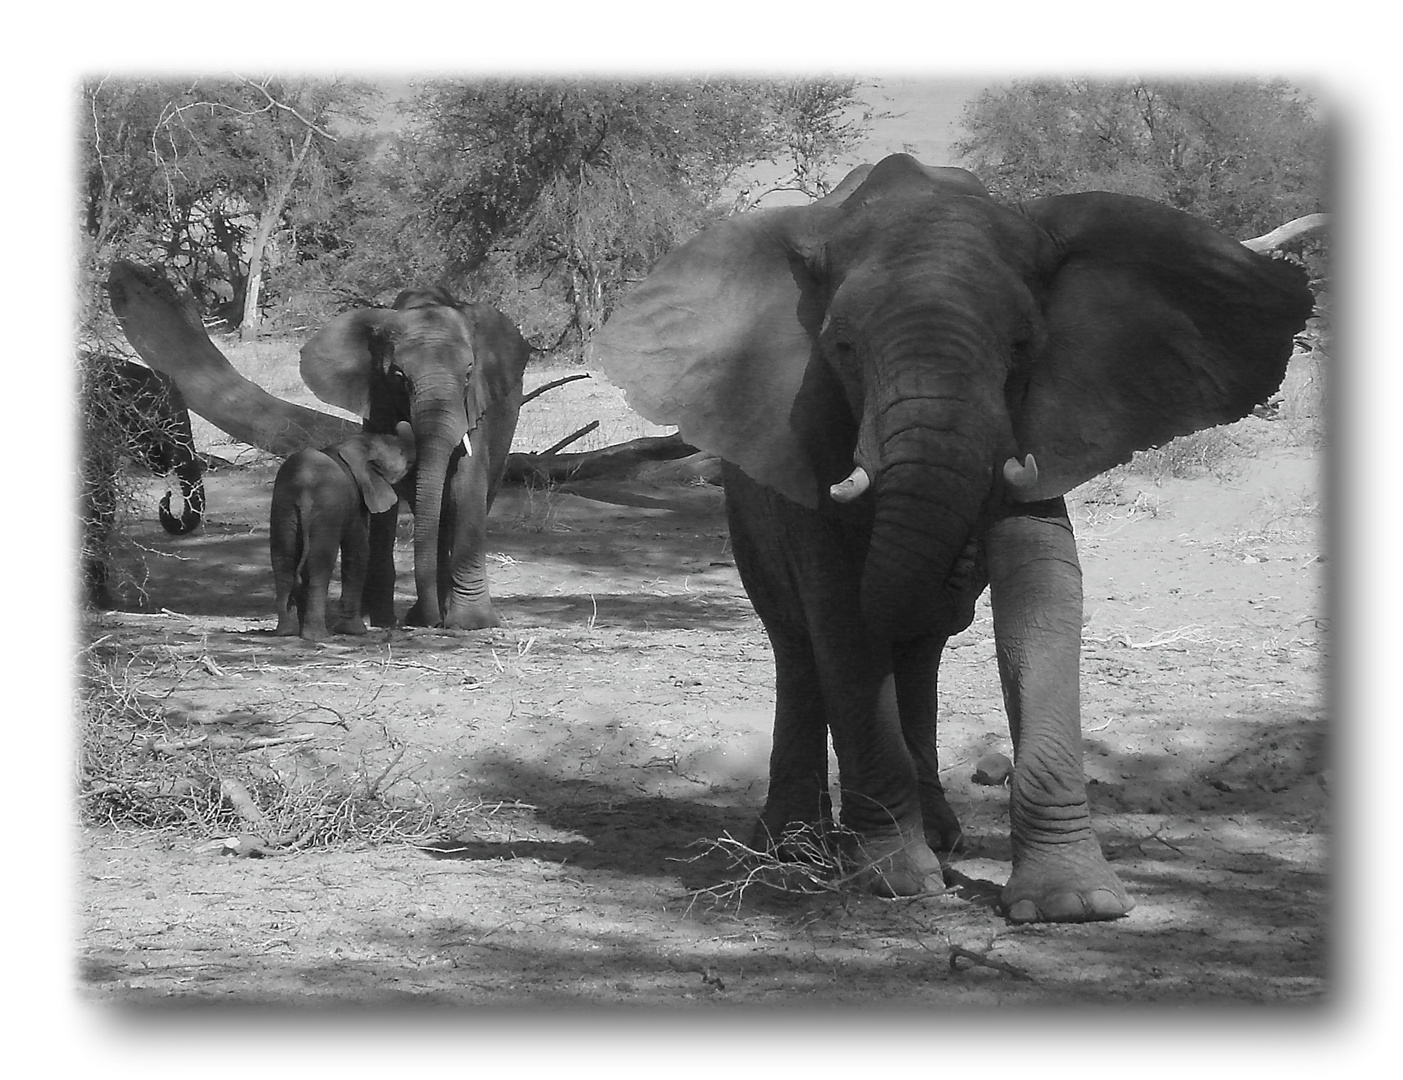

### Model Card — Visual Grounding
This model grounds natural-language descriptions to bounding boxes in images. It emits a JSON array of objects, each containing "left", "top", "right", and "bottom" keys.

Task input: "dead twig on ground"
[
  {"left": 948, "top": 944, "right": 1032, "bottom": 980},
  {"left": 365, "top": 747, "right": 407, "bottom": 801},
  {"left": 150, "top": 733, "right": 318, "bottom": 754}
]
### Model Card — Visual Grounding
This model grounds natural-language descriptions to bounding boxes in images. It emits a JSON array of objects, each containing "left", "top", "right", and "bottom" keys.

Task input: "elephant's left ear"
[
  {"left": 1009, "top": 192, "right": 1316, "bottom": 499},
  {"left": 459, "top": 305, "right": 531, "bottom": 436},
  {"left": 301, "top": 309, "right": 393, "bottom": 417},
  {"left": 336, "top": 437, "right": 400, "bottom": 515}
]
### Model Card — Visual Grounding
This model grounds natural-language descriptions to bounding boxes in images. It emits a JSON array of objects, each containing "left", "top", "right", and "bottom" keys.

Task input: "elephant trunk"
[
  {"left": 858, "top": 335, "right": 1005, "bottom": 640},
  {"left": 408, "top": 379, "right": 469, "bottom": 627}
]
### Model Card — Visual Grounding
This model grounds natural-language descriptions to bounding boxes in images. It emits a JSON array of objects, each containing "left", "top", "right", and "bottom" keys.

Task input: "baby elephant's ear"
[
  {"left": 596, "top": 205, "right": 834, "bottom": 508},
  {"left": 337, "top": 436, "right": 401, "bottom": 515},
  {"left": 301, "top": 309, "right": 395, "bottom": 416}
]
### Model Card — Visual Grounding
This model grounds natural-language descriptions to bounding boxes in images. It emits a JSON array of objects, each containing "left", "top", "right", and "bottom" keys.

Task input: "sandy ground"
[{"left": 75, "top": 430, "right": 1328, "bottom": 1016}]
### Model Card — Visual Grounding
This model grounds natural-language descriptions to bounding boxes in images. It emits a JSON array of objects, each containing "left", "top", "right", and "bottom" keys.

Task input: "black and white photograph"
[{"left": 31, "top": 3, "right": 1391, "bottom": 1071}]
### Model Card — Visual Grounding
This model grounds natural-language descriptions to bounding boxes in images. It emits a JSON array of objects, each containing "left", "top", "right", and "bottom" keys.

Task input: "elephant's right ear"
[
  {"left": 300, "top": 309, "right": 394, "bottom": 417},
  {"left": 597, "top": 206, "right": 833, "bottom": 508}
]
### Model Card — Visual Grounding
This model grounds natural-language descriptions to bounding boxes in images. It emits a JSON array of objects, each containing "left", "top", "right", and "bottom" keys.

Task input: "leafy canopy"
[{"left": 954, "top": 78, "right": 1328, "bottom": 237}]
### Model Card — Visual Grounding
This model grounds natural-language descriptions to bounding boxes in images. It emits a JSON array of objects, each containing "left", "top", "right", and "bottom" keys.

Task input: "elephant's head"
[
  {"left": 336, "top": 421, "right": 417, "bottom": 515},
  {"left": 598, "top": 154, "right": 1314, "bottom": 638},
  {"left": 300, "top": 288, "right": 526, "bottom": 625}
]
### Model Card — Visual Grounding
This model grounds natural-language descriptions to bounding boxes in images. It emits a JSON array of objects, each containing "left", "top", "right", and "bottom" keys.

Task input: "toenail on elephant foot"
[{"left": 1000, "top": 842, "right": 1134, "bottom": 923}]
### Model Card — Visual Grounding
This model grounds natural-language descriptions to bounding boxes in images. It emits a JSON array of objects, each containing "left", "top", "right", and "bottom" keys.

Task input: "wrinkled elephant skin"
[{"left": 597, "top": 154, "right": 1314, "bottom": 921}]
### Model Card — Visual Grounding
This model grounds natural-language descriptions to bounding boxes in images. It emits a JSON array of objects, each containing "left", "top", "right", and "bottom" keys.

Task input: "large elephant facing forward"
[
  {"left": 300, "top": 288, "right": 530, "bottom": 630},
  {"left": 597, "top": 154, "right": 1314, "bottom": 922}
]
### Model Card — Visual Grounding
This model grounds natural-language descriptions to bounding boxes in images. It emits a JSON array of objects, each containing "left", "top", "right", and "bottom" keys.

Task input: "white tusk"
[
  {"left": 829, "top": 465, "right": 871, "bottom": 503},
  {"left": 1002, "top": 453, "right": 1038, "bottom": 489},
  {"left": 462, "top": 433, "right": 473, "bottom": 457}
]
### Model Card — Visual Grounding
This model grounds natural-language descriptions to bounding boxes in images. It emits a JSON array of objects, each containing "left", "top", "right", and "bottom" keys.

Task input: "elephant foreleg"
[
  {"left": 724, "top": 466, "right": 939, "bottom": 896},
  {"left": 334, "top": 516, "right": 371, "bottom": 635},
  {"left": 892, "top": 634, "right": 965, "bottom": 855},
  {"left": 441, "top": 445, "right": 501, "bottom": 630},
  {"left": 751, "top": 630, "right": 835, "bottom": 851},
  {"left": 985, "top": 498, "right": 1132, "bottom": 923},
  {"left": 362, "top": 506, "right": 399, "bottom": 627}
]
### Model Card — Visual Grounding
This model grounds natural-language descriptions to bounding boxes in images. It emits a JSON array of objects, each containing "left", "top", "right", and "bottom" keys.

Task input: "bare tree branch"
[{"left": 521, "top": 372, "right": 591, "bottom": 406}]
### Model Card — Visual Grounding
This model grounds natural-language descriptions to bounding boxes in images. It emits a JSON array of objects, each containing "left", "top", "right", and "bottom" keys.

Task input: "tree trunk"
[
  {"left": 240, "top": 129, "right": 315, "bottom": 341},
  {"left": 501, "top": 432, "right": 700, "bottom": 485}
]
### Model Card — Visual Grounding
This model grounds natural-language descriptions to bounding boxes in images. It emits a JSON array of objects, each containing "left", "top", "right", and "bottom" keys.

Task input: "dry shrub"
[
  {"left": 78, "top": 349, "right": 163, "bottom": 607},
  {"left": 1122, "top": 425, "right": 1247, "bottom": 484}
]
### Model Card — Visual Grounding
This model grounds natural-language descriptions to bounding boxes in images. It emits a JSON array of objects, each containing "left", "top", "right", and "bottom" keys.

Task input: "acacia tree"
[
  {"left": 348, "top": 77, "right": 882, "bottom": 363},
  {"left": 391, "top": 79, "right": 773, "bottom": 361},
  {"left": 79, "top": 76, "right": 375, "bottom": 338},
  {"left": 953, "top": 78, "right": 1328, "bottom": 237},
  {"left": 737, "top": 78, "right": 885, "bottom": 208}
]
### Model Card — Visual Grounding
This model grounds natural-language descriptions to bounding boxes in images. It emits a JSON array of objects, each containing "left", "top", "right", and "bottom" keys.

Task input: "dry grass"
[{"left": 76, "top": 636, "right": 518, "bottom": 850}]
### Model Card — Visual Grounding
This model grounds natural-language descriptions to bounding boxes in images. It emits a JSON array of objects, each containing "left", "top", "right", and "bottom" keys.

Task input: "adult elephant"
[
  {"left": 596, "top": 154, "right": 1314, "bottom": 922},
  {"left": 300, "top": 287, "right": 530, "bottom": 630},
  {"left": 107, "top": 355, "right": 207, "bottom": 535},
  {"left": 80, "top": 352, "right": 207, "bottom": 607}
]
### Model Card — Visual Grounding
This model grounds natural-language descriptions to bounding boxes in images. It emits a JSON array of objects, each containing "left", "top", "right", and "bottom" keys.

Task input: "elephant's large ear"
[
  {"left": 460, "top": 305, "right": 531, "bottom": 437},
  {"left": 597, "top": 205, "right": 838, "bottom": 507},
  {"left": 300, "top": 309, "right": 394, "bottom": 417},
  {"left": 1009, "top": 192, "right": 1315, "bottom": 499},
  {"left": 336, "top": 436, "right": 400, "bottom": 515}
]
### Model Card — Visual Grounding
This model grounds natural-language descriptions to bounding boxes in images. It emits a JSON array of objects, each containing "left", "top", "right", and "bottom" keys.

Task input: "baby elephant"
[{"left": 270, "top": 423, "right": 415, "bottom": 640}]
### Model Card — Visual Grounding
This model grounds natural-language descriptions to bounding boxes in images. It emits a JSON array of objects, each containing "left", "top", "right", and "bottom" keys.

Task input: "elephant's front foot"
[
  {"left": 1001, "top": 838, "right": 1133, "bottom": 923},
  {"left": 843, "top": 827, "right": 945, "bottom": 898},
  {"left": 443, "top": 599, "right": 502, "bottom": 631},
  {"left": 332, "top": 617, "right": 369, "bottom": 636}
]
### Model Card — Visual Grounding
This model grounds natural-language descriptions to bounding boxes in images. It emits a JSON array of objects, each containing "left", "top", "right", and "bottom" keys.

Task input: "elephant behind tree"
[
  {"left": 80, "top": 352, "right": 207, "bottom": 607},
  {"left": 270, "top": 423, "right": 416, "bottom": 641},
  {"left": 299, "top": 288, "right": 531, "bottom": 631},
  {"left": 597, "top": 154, "right": 1315, "bottom": 923}
]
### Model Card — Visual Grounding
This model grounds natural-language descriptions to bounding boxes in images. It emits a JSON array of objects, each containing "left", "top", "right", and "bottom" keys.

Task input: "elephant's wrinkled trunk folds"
[
  {"left": 858, "top": 339, "right": 1004, "bottom": 641},
  {"left": 408, "top": 377, "right": 470, "bottom": 627}
]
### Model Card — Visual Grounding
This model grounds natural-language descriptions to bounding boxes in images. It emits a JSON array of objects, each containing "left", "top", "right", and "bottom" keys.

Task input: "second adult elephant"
[
  {"left": 107, "top": 355, "right": 206, "bottom": 535},
  {"left": 598, "top": 154, "right": 1315, "bottom": 922},
  {"left": 300, "top": 288, "right": 530, "bottom": 630}
]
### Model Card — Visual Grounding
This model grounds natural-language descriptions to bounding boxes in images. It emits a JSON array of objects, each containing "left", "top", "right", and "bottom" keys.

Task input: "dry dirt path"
[{"left": 75, "top": 442, "right": 1328, "bottom": 1012}]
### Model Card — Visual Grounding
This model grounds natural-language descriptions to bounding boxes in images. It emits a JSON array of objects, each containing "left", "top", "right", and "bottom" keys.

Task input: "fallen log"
[
  {"left": 501, "top": 432, "right": 701, "bottom": 485},
  {"left": 106, "top": 260, "right": 359, "bottom": 455}
]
